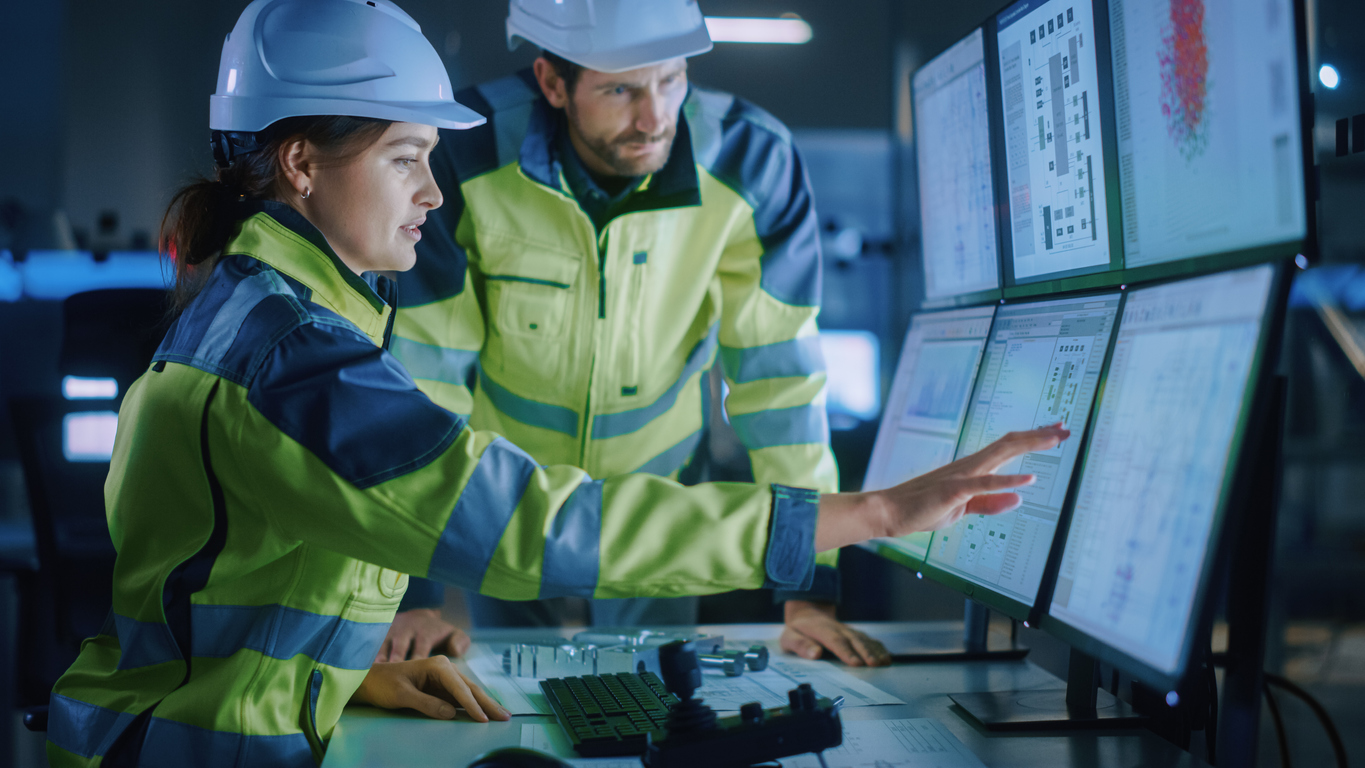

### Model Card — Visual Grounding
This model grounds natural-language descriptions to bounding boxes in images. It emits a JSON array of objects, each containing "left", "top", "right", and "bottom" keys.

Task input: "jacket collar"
[
  {"left": 517, "top": 74, "right": 703, "bottom": 216},
  {"left": 224, "top": 201, "right": 394, "bottom": 346}
]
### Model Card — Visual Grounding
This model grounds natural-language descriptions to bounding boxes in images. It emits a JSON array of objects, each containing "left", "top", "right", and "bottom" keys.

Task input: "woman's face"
[{"left": 290, "top": 122, "right": 443, "bottom": 274}]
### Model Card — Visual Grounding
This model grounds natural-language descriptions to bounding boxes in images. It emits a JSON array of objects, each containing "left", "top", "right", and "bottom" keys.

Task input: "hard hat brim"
[
  {"left": 210, "top": 95, "right": 486, "bottom": 133},
  {"left": 511, "top": 24, "right": 713, "bottom": 74}
]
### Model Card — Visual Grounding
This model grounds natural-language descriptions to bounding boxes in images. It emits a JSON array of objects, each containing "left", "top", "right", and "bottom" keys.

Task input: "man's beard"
[{"left": 566, "top": 102, "right": 676, "bottom": 177}]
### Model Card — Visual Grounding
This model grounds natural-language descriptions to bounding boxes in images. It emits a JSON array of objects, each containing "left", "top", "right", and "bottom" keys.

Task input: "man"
[{"left": 384, "top": 0, "right": 890, "bottom": 666}]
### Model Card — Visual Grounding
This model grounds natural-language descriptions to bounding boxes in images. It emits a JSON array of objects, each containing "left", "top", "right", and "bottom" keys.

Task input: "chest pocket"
[{"left": 478, "top": 238, "right": 581, "bottom": 381}]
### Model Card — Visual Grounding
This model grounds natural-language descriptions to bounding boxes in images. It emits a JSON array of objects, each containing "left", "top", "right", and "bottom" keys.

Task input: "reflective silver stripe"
[
  {"left": 592, "top": 325, "right": 718, "bottom": 440},
  {"left": 633, "top": 429, "right": 703, "bottom": 477},
  {"left": 139, "top": 716, "right": 312, "bottom": 768},
  {"left": 192, "top": 270, "right": 289, "bottom": 369},
  {"left": 192, "top": 604, "right": 389, "bottom": 670},
  {"left": 113, "top": 613, "right": 182, "bottom": 669},
  {"left": 428, "top": 437, "right": 538, "bottom": 588},
  {"left": 539, "top": 478, "right": 604, "bottom": 599},
  {"left": 480, "top": 369, "right": 579, "bottom": 436},
  {"left": 390, "top": 336, "right": 479, "bottom": 387},
  {"left": 48, "top": 693, "right": 138, "bottom": 758},
  {"left": 730, "top": 403, "right": 830, "bottom": 449},
  {"left": 719, "top": 336, "right": 825, "bottom": 384}
]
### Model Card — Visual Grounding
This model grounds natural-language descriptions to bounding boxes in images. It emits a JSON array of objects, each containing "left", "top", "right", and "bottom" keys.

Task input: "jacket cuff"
[
  {"left": 761, "top": 484, "right": 819, "bottom": 592},
  {"left": 773, "top": 564, "right": 841, "bottom": 604},
  {"left": 397, "top": 576, "right": 446, "bottom": 611}
]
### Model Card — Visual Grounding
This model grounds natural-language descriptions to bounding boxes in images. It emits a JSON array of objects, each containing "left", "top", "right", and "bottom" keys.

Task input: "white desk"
[{"left": 322, "top": 622, "right": 1209, "bottom": 768}]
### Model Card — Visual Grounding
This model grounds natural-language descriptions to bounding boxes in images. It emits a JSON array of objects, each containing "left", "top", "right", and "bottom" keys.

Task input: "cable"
[
  {"left": 1263, "top": 672, "right": 1348, "bottom": 768},
  {"left": 816, "top": 753, "right": 832, "bottom": 768},
  {"left": 1263, "top": 681, "right": 1293, "bottom": 768},
  {"left": 1205, "top": 662, "right": 1218, "bottom": 766}
]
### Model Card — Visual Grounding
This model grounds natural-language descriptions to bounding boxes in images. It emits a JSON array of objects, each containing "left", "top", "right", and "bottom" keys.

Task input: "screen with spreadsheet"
[
  {"left": 915, "top": 28, "right": 1002, "bottom": 300},
  {"left": 996, "top": 0, "right": 1115, "bottom": 284},
  {"left": 1047, "top": 264, "right": 1275, "bottom": 677},
  {"left": 1108, "top": 0, "right": 1305, "bottom": 270},
  {"left": 863, "top": 306, "right": 996, "bottom": 564},
  {"left": 923, "top": 293, "right": 1120, "bottom": 611}
]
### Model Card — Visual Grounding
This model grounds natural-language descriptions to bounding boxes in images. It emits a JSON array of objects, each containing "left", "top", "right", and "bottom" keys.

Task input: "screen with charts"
[
  {"left": 1109, "top": 0, "right": 1305, "bottom": 268},
  {"left": 997, "top": 0, "right": 1113, "bottom": 282},
  {"left": 863, "top": 306, "right": 996, "bottom": 563},
  {"left": 924, "top": 293, "right": 1120, "bottom": 608},
  {"left": 1047, "top": 265, "right": 1275, "bottom": 677},
  {"left": 915, "top": 28, "right": 1001, "bottom": 300}
]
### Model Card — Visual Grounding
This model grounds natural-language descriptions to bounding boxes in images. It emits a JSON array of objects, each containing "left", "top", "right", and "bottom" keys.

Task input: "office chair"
[{"left": 8, "top": 288, "right": 166, "bottom": 728}]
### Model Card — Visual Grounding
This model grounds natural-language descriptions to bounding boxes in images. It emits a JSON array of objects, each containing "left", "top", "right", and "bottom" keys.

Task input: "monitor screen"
[
  {"left": 923, "top": 293, "right": 1120, "bottom": 612},
  {"left": 1047, "top": 264, "right": 1276, "bottom": 679},
  {"left": 821, "top": 330, "right": 881, "bottom": 423},
  {"left": 1109, "top": 0, "right": 1305, "bottom": 268},
  {"left": 915, "top": 28, "right": 1001, "bottom": 300},
  {"left": 997, "top": 0, "right": 1115, "bottom": 284},
  {"left": 863, "top": 306, "right": 995, "bottom": 564}
]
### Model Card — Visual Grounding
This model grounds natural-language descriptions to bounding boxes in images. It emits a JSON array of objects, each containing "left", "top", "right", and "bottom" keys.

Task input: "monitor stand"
[
  {"left": 949, "top": 647, "right": 1146, "bottom": 731},
  {"left": 887, "top": 600, "right": 1029, "bottom": 663}
]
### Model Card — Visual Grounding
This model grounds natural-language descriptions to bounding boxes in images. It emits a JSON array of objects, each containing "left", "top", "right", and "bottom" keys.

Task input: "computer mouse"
[{"left": 466, "top": 746, "right": 575, "bottom": 768}]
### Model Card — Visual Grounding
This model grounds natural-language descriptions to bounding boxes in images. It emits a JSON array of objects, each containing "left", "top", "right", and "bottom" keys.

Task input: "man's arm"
[{"left": 712, "top": 120, "right": 884, "bottom": 664}]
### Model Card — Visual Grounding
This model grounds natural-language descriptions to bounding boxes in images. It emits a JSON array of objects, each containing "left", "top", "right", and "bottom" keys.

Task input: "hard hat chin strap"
[{"left": 211, "top": 130, "right": 268, "bottom": 170}]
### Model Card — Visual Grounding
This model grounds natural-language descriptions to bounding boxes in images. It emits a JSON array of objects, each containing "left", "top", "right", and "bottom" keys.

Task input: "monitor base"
[{"left": 949, "top": 688, "right": 1146, "bottom": 731}]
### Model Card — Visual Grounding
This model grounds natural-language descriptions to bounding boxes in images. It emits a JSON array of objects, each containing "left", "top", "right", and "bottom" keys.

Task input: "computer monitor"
[
  {"left": 995, "top": 0, "right": 1120, "bottom": 286},
  {"left": 861, "top": 306, "right": 995, "bottom": 568},
  {"left": 919, "top": 292, "right": 1121, "bottom": 619},
  {"left": 1043, "top": 263, "right": 1281, "bottom": 689},
  {"left": 915, "top": 28, "right": 1002, "bottom": 302},
  {"left": 1108, "top": 0, "right": 1307, "bottom": 273}
]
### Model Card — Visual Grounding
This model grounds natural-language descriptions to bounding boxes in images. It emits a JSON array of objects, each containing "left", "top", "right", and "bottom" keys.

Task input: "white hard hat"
[
  {"left": 210, "top": 0, "right": 485, "bottom": 133},
  {"left": 507, "top": 0, "right": 713, "bottom": 74}
]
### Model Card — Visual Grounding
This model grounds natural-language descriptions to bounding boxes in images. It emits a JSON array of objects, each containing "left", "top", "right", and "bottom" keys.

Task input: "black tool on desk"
[
  {"left": 466, "top": 747, "right": 573, "bottom": 768},
  {"left": 642, "top": 640, "right": 842, "bottom": 768},
  {"left": 539, "top": 669, "right": 680, "bottom": 756}
]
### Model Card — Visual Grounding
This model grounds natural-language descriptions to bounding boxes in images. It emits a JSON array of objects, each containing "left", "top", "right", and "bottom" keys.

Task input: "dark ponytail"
[{"left": 160, "top": 115, "right": 393, "bottom": 317}]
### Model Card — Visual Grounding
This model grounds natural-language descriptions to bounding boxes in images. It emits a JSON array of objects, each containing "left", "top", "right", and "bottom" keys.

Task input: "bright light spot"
[
  {"left": 1166, "top": 690, "right": 1181, "bottom": 707},
  {"left": 1295, "top": 253, "right": 1309, "bottom": 269},
  {"left": 1023, "top": 621, "right": 1030, "bottom": 628},
  {"left": 226, "top": 68, "right": 238, "bottom": 94},
  {"left": 1320, "top": 65, "right": 1340, "bottom": 89},
  {"left": 62, "top": 376, "right": 118, "bottom": 400},
  {"left": 821, "top": 331, "right": 880, "bottom": 420},
  {"left": 63, "top": 411, "right": 118, "bottom": 462},
  {"left": 705, "top": 16, "right": 813, "bottom": 44},
  {"left": 916, "top": 572, "right": 923, "bottom": 579}
]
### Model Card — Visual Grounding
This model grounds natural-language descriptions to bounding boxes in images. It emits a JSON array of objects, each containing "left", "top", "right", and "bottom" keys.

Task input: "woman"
[{"left": 46, "top": 1, "right": 1066, "bottom": 766}]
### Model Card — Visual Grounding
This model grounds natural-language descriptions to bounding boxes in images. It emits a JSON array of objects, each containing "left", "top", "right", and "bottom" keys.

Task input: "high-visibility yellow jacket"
[
  {"left": 394, "top": 72, "right": 840, "bottom": 601},
  {"left": 47, "top": 204, "right": 820, "bottom": 767}
]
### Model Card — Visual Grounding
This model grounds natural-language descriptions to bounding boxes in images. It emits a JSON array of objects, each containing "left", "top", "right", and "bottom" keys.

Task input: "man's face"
[{"left": 541, "top": 58, "right": 689, "bottom": 178}]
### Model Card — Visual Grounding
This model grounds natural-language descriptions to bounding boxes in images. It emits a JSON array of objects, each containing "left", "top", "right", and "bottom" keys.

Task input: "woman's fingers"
[
  {"left": 428, "top": 659, "right": 509, "bottom": 722},
  {"left": 950, "top": 473, "right": 1036, "bottom": 501},
  {"left": 959, "top": 427, "right": 1070, "bottom": 475},
  {"left": 964, "top": 491, "right": 1024, "bottom": 516}
]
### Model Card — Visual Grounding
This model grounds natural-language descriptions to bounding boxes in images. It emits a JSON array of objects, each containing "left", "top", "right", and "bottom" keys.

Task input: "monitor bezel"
[
  {"left": 1036, "top": 260, "right": 1292, "bottom": 692},
  {"left": 858, "top": 304, "right": 1000, "bottom": 571},
  {"left": 915, "top": 287, "right": 1126, "bottom": 622},
  {"left": 912, "top": 25, "right": 1006, "bottom": 306}
]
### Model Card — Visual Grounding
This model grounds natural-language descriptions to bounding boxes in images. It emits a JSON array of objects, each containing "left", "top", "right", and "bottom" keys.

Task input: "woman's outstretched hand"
[{"left": 815, "top": 424, "right": 1071, "bottom": 552}]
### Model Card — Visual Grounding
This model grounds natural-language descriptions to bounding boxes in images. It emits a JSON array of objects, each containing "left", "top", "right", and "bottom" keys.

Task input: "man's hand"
[
  {"left": 352, "top": 656, "right": 510, "bottom": 722},
  {"left": 376, "top": 608, "right": 471, "bottom": 663},
  {"left": 779, "top": 600, "right": 891, "bottom": 667}
]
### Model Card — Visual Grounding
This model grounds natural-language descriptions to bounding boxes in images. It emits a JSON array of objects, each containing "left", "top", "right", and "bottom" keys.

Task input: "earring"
[{"left": 301, "top": 188, "right": 311, "bottom": 200}]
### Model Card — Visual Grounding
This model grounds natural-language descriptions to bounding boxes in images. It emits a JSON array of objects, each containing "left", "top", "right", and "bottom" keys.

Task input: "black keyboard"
[{"left": 540, "top": 672, "right": 680, "bottom": 757}]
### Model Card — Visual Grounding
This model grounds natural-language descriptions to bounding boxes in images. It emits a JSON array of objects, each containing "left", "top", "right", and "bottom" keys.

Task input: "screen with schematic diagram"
[
  {"left": 922, "top": 293, "right": 1120, "bottom": 610},
  {"left": 996, "top": 0, "right": 1114, "bottom": 283}
]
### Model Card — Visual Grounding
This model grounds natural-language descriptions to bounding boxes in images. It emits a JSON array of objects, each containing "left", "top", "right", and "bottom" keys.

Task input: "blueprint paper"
[{"left": 780, "top": 719, "right": 986, "bottom": 768}]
